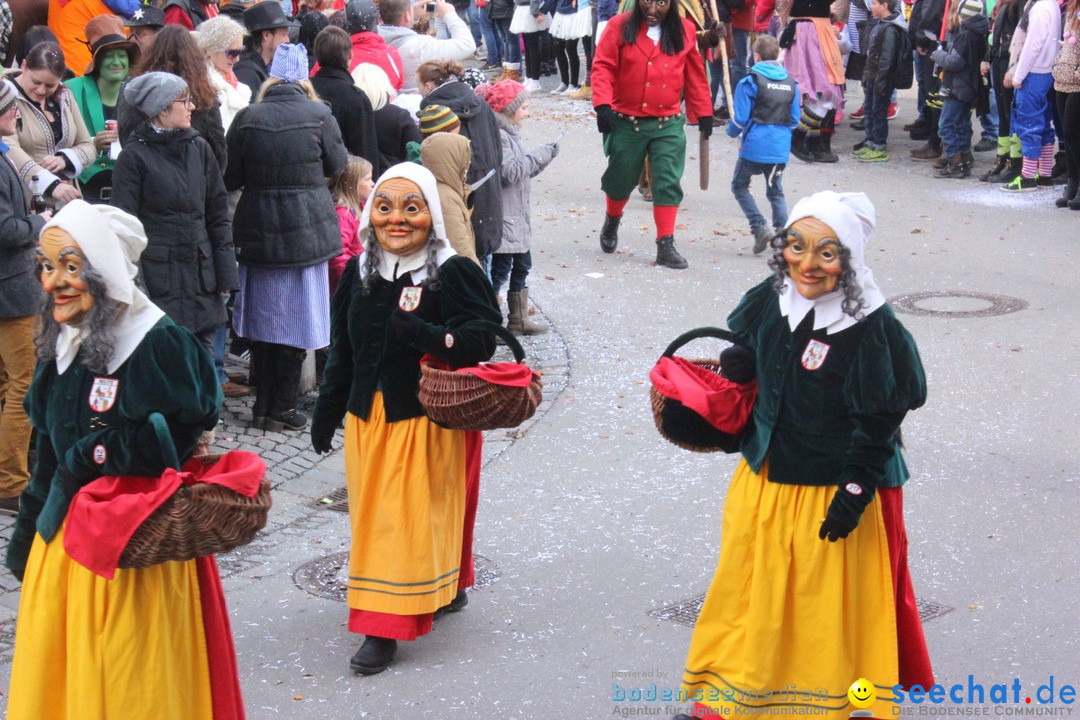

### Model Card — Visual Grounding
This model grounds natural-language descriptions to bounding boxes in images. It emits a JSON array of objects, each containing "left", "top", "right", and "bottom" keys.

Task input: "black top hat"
[
  {"left": 243, "top": 2, "right": 300, "bottom": 33},
  {"left": 125, "top": 4, "right": 167, "bottom": 28}
]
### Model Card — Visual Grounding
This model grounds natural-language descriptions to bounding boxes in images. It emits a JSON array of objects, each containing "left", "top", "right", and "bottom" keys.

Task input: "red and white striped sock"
[
  {"left": 1038, "top": 143, "right": 1055, "bottom": 177},
  {"left": 1022, "top": 157, "right": 1038, "bottom": 179}
]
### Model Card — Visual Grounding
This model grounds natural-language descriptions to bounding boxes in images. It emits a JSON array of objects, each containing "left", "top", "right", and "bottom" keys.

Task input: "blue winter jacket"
[
  {"left": 726, "top": 60, "right": 801, "bottom": 165},
  {"left": 598, "top": 0, "right": 619, "bottom": 21}
]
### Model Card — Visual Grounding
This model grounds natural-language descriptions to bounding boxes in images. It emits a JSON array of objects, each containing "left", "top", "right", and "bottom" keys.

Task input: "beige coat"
[
  {"left": 1, "top": 73, "right": 95, "bottom": 193},
  {"left": 420, "top": 133, "right": 479, "bottom": 266}
]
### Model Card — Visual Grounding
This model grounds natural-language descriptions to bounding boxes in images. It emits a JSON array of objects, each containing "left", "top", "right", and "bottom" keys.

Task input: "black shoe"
[
  {"left": 713, "top": 105, "right": 730, "bottom": 121},
  {"left": 0, "top": 495, "right": 20, "bottom": 516},
  {"left": 599, "top": 214, "right": 620, "bottom": 253},
  {"left": 979, "top": 154, "right": 1008, "bottom": 182},
  {"left": 852, "top": 139, "right": 867, "bottom": 152},
  {"left": 909, "top": 126, "right": 931, "bottom": 141},
  {"left": 988, "top": 157, "right": 1021, "bottom": 184},
  {"left": 433, "top": 590, "right": 469, "bottom": 619},
  {"left": 1036, "top": 175, "right": 1056, "bottom": 188},
  {"left": 655, "top": 235, "right": 688, "bottom": 269},
  {"left": 851, "top": 118, "right": 866, "bottom": 131},
  {"left": 791, "top": 132, "right": 814, "bottom": 163},
  {"left": 350, "top": 636, "right": 398, "bottom": 675},
  {"left": 1055, "top": 179, "right": 1078, "bottom": 207},
  {"left": 264, "top": 408, "right": 309, "bottom": 432},
  {"left": 809, "top": 137, "right": 839, "bottom": 163},
  {"left": 973, "top": 138, "right": 997, "bottom": 152}
]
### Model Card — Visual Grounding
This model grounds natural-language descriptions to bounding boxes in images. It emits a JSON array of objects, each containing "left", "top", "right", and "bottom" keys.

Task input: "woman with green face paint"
[{"left": 63, "top": 14, "right": 140, "bottom": 204}]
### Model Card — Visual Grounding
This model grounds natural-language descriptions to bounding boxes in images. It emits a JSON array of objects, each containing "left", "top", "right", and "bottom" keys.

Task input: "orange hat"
[{"left": 84, "top": 15, "right": 140, "bottom": 75}]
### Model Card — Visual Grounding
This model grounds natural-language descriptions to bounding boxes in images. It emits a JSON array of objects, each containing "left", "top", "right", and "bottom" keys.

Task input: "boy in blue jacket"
[{"left": 727, "top": 34, "right": 800, "bottom": 255}]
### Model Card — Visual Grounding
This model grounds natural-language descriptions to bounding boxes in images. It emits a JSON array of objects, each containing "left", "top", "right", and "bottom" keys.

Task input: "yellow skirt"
[
  {"left": 7, "top": 524, "right": 215, "bottom": 720},
  {"left": 682, "top": 460, "right": 898, "bottom": 719},
  {"left": 344, "top": 393, "right": 466, "bottom": 616}
]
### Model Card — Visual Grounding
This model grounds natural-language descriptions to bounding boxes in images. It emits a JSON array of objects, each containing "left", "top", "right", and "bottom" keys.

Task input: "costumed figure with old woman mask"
[
  {"left": 311, "top": 162, "right": 500, "bottom": 675},
  {"left": 673, "top": 192, "right": 934, "bottom": 720}
]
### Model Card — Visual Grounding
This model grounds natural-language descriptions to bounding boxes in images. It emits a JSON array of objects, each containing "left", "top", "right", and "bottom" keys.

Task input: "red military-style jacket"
[{"left": 591, "top": 12, "right": 713, "bottom": 122}]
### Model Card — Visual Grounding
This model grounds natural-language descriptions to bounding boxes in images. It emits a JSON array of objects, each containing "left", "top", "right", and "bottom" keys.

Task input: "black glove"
[
  {"left": 596, "top": 104, "right": 615, "bottom": 134},
  {"left": 698, "top": 117, "right": 713, "bottom": 139},
  {"left": 390, "top": 307, "right": 426, "bottom": 346},
  {"left": 818, "top": 481, "right": 876, "bottom": 541},
  {"left": 719, "top": 344, "right": 756, "bottom": 384},
  {"left": 312, "top": 432, "right": 334, "bottom": 454}
]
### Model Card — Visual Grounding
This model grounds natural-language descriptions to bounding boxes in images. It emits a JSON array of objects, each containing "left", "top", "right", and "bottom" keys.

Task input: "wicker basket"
[
  {"left": 649, "top": 327, "right": 751, "bottom": 454},
  {"left": 419, "top": 320, "right": 543, "bottom": 431},
  {"left": 118, "top": 453, "right": 272, "bottom": 569}
]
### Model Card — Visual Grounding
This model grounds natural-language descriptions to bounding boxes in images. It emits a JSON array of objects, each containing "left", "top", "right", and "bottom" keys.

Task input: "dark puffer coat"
[
  {"left": 224, "top": 82, "right": 349, "bottom": 268},
  {"left": 309, "top": 66, "right": 382, "bottom": 175},
  {"left": 111, "top": 122, "right": 238, "bottom": 335},
  {"left": 420, "top": 79, "right": 504, "bottom": 257}
]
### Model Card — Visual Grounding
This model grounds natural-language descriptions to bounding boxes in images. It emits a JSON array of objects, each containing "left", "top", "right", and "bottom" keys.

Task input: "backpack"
[{"left": 892, "top": 24, "right": 915, "bottom": 89}]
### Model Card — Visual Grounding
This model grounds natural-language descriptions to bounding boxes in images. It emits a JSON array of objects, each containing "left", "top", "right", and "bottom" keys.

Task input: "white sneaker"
[
  {"left": 524, "top": 79, "right": 542, "bottom": 93},
  {"left": 564, "top": 85, "right": 579, "bottom": 96},
  {"left": 552, "top": 82, "right": 568, "bottom": 94}
]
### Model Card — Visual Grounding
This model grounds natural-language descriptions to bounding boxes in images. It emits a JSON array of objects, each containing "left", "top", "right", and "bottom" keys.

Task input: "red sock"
[
  {"left": 1022, "top": 157, "right": 1038, "bottom": 179},
  {"left": 1038, "top": 143, "right": 1055, "bottom": 177},
  {"left": 653, "top": 205, "right": 678, "bottom": 239},
  {"left": 605, "top": 196, "right": 628, "bottom": 218}
]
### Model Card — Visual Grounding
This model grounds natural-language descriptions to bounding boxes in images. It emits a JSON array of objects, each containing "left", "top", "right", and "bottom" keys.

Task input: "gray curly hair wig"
[
  {"left": 764, "top": 227, "right": 868, "bottom": 321},
  {"left": 35, "top": 263, "right": 124, "bottom": 375}
]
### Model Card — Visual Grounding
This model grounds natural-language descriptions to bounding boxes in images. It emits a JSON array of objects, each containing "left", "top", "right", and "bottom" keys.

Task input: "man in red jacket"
[{"left": 591, "top": 0, "right": 712, "bottom": 269}]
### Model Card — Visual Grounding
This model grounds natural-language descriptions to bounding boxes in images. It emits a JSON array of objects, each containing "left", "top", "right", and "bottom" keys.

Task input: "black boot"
[
  {"left": 810, "top": 136, "right": 839, "bottom": 163},
  {"left": 599, "top": 213, "right": 621, "bottom": 253},
  {"left": 1056, "top": 178, "right": 1079, "bottom": 207},
  {"left": 791, "top": 130, "right": 814, "bottom": 163},
  {"left": 265, "top": 345, "right": 309, "bottom": 433},
  {"left": 433, "top": 589, "right": 469, "bottom": 619},
  {"left": 935, "top": 154, "right": 969, "bottom": 179},
  {"left": 979, "top": 154, "right": 1008, "bottom": 182},
  {"left": 350, "top": 636, "right": 398, "bottom": 675},
  {"left": 655, "top": 235, "right": 688, "bottom": 269},
  {"left": 989, "top": 156, "right": 1020, "bottom": 184}
]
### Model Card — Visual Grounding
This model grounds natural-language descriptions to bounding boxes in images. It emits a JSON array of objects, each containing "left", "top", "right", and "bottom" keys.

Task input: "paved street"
[{"left": 1, "top": 83, "right": 1078, "bottom": 718}]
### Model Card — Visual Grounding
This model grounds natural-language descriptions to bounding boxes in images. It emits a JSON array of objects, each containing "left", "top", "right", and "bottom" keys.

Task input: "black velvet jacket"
[{"left": 311, "top": 253, "right": 501, "bottom": 435}]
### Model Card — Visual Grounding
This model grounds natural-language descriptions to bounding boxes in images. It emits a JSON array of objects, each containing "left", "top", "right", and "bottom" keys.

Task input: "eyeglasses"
[
  {"left": 172, "top": 95, "right": 195, "bottom": 108},
  {"left": 222, "top": 48, "right": 243, "bottom": 59}
]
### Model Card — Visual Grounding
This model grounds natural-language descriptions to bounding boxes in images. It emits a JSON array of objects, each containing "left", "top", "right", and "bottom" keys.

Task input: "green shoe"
[
  {"left": 851, "top": 146, "right": 872, "bottom": 158},
  {"left": 859, "top": 148, "right": 889, "bottom": 163}
]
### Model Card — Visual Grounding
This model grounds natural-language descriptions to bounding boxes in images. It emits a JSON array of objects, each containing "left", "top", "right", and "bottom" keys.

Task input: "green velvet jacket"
[
  {"left": 312, "top": 254, "right": 501, "bottom": 436},
  {"left": 64, "top": 75, "right": 116, "bottom": 186},
  {"left": 728, "top": 278, "right": 927, "bottom": 489},
  {"left": 5, "top": 317, "right": 221, "bottom": 579}
]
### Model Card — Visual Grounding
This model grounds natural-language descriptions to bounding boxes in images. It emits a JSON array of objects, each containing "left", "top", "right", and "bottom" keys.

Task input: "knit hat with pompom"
[{"left": 475, "top": 80, "right": 528, "bottom": 116}]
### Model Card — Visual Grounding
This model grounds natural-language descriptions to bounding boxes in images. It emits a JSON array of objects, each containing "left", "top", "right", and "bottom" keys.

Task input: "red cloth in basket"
[
  {"left": 63, "top": 450, "right": 267, "bottom": 579},
  {"left": 421, "top": 354, "right": 539, "bottom": 387},
  {"left": 649, "top": 356, "right": 757, "bottom": 434}
]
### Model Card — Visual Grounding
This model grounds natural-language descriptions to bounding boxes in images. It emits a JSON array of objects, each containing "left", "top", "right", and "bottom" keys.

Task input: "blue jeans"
[
  {"left": 914, "top": 51, "right": 931, "bottom": 116},
  {"left": 939, "top": 96, "right": 974, "bottom": 157},
  {"left": 731, "top": 158, "right": 787, "bottom": 231},
  {"left": 711, "top": 29, "right": 750, "bottom": 107},
  {"left": 197, "top": 324, "right": 229, "bottom": 384},
  {"left": 493, "top": 16, "right": 521, "bottom": 65},
  {"left": 466, "top": 0, "right": 484, "bottom": 48},
  {"left": 979, "top": 85, "right": 999, "bottom": 142},
  {"left": 478, "top": 3, "right": 502, "bottom": 64},
  {"left": 490, "top": 251, "right": 532, "bottom": 294},
  {"left": 863, "top": 83, "right": 891, "bottom": 149}
]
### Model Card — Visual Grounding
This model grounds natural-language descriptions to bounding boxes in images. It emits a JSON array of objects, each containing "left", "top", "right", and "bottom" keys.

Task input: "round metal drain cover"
[
  {"left": 890, "top": 291, "right": 1028, "bottom": 318},
  {"left": 294, "top": 551, "right": 500, "bottom": 602}
]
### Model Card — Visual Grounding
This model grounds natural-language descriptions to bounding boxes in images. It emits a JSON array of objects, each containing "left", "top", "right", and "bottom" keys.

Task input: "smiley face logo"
[{"left": 848, "top": 678, "right": 876, "bottom": 709}]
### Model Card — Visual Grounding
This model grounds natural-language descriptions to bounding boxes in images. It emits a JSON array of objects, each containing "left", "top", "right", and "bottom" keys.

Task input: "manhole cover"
[
  {"left": 294, "top": 551, "right": 500, "bottom": 602},
  {"left": 649, "top": 594, "right": 954, "bottom": 627},
  {"left": 312, "top": 485, "right": 349, "bottom": 512},
  {"left": 890, "top": 291, "right": 1028, "bottom": 318}
]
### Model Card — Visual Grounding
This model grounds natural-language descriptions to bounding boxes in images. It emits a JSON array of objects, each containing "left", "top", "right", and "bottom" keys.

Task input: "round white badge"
[
  {"left": 444, "top": 333, "right": 455, "bottom": 348},
  {"left": 845, "top": 482, "right": 863, "bottom": 495},
  {"left": 93, "top": 445, "right": 107, "bottom": 465}
]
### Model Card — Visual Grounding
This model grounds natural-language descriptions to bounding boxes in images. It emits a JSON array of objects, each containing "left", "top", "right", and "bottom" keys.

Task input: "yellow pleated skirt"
[
  {"left": 681, "top": 460, "right": 899, "bottom": 719},
  {"left": 6, "top": 524, "right": 215, "bottom": 720},
  {"left": 344, "top": 393, "right": 465, "bottom": 616}
]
